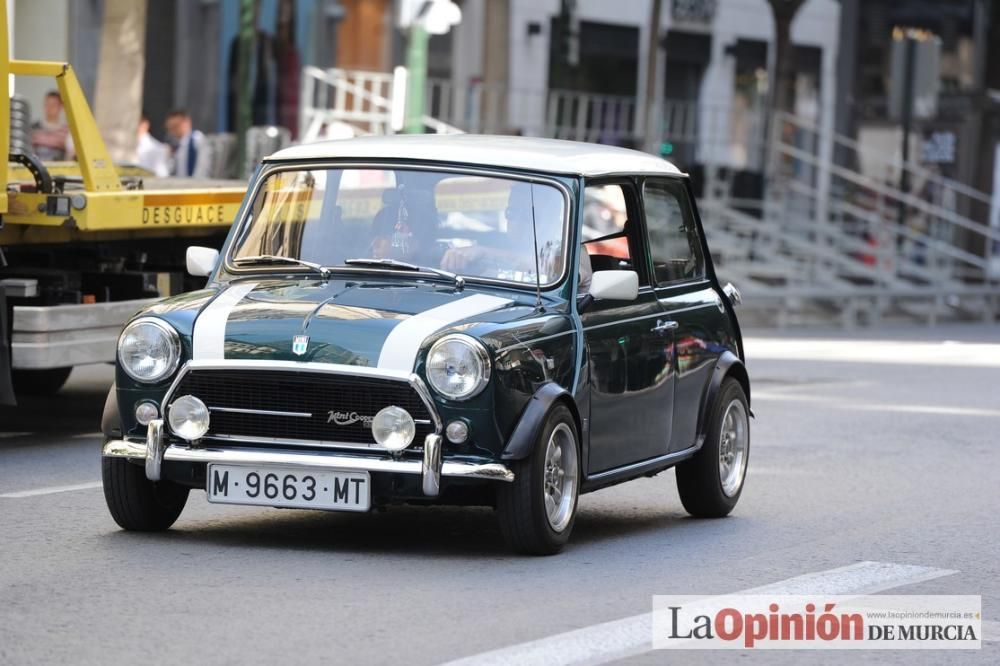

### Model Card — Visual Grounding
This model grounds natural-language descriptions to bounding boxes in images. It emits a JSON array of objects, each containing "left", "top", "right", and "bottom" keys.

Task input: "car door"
[
  {"left": 642, "top": 177, "right": 723, "bottom": 453},
  {"left": 581, "top": 180, "right": 674, "bottom": 474}
]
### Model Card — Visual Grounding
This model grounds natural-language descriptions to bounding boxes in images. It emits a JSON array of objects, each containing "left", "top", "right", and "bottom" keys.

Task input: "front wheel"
[
  {"left": 496, "top": 405, "right": 580, "bottom": 555},
  {"left": 676, "top": 377, "right": 749, "bottom": 517},
  {"left": 102, "top": 456, "right": 189, "bottom": 531}
]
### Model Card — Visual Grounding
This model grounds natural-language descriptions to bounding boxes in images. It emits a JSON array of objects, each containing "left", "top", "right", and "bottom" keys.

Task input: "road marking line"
[
  {"left": 442, "top": 561, "right": 957, "bottom": 666},
  {"left": 0, "top": 481, "right": 102, "bottom": 498},
  {"left": 745, "top": 338, "right": 1000, "bottom": 368},
  {"left": 0, "top": 432, "right": 33, "bottom": 439},
  {"left": 753, "top": 392, "right": 1000, "bottom": 418}
]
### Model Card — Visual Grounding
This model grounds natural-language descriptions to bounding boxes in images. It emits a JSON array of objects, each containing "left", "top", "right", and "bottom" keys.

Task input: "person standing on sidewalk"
[
  {"left": 165, "top": 109, "right": 207, "bottom": 177},
  {"left": 136, "top": 112, "right": 170, "bottom": 177},
  {"left": 30, "top": 90, "right": 73, "bottom": 161}
]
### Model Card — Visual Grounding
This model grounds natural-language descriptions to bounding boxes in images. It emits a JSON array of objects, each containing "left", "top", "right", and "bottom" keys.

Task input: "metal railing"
[
  {"left": 689, "top": 110, "right": 1000, "bottom": 324},
  {"left": 766, "top": 111, "right": 1000, "bottom": 289},
  {"left": 300, "top": 68, "right": 766, "bottom": 167},
  {"left": 299, "top": 67, "right": 462, "bottom": 141}
]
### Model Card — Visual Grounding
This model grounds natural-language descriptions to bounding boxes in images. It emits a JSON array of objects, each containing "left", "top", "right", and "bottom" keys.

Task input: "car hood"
[{"left": 149, "top": 278, "right": 537, "bottom": 369}]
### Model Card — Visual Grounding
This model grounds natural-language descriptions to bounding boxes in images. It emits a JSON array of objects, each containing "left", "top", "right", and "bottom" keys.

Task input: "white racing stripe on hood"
[
  {"left": 376, "top": 294, "right": 513, "bottom": 371},
  {"left": 192, "top": 282, "right": 258, "bottom": 360}
]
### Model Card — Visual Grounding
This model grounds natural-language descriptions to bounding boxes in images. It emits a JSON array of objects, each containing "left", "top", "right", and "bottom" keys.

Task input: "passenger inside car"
[{"left": 440, "top": 182, "right": 564, "bottom": 282}]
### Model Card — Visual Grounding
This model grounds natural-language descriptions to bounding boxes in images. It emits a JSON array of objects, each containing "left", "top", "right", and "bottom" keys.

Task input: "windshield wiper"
[
  {"left": 343, "top": 258, "right": 464, "bottom": 289},
  {"left": 233, "top": 254, "right": 330, "bottom": 277}
]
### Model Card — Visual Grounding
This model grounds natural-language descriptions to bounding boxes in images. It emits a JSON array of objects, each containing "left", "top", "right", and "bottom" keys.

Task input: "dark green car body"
[{"left": 102, "top": 136, "right": 749, "bottom": 512}]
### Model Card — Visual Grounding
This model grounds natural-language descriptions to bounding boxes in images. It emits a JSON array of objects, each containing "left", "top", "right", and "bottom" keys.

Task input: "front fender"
[
  {"left": 698, "top": 351, "right": 751, "bottom": 437},
  {"left": 500, "top": 382, "right": 580, "bottom": 461}
]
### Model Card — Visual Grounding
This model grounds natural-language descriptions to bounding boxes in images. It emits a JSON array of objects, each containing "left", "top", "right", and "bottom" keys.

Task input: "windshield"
[{"left": 230, "top": 167, "right": 568, "bottom": 286}]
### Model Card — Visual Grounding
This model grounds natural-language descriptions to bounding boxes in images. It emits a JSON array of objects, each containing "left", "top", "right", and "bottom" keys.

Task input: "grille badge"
[
  {"left": 327, "top": 411, "right": 374, "bottom": 427},
  {"left": 292, "top": 335, "right": 309, "bottom": 356}
]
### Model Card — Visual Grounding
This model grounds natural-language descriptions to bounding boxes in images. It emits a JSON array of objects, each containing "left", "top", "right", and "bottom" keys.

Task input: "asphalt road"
[{"left": 1, "top": 324, "right": 998, "bottom": 664}]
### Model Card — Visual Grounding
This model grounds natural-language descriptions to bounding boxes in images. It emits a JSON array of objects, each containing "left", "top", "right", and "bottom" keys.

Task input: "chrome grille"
[{"left": 170, "top": 368, "right": 435, "bottom": 448}]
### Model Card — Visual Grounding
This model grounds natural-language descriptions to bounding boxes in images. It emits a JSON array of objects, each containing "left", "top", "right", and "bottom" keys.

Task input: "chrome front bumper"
[{"left": 103, "top": 419, "right": 514, "bottom": 498}]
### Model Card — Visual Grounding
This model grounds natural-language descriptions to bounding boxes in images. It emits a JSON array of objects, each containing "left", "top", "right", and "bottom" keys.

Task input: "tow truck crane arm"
[{"left": 1, "top": 4, "right": 246, "bottom": 405}]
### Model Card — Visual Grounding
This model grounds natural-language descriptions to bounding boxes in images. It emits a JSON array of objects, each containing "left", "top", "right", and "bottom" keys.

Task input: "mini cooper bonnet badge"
[{"left": 292, "top": 334, "right": 310, "bottom": 356}]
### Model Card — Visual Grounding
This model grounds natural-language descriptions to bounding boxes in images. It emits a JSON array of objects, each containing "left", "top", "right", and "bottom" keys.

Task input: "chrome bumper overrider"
[{"left": 103, "top": 419, "right": 514, "bottom": 498}]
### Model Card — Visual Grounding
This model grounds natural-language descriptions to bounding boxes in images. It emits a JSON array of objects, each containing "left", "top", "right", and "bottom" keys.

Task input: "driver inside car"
[{"left": 440, "top": 183, "right": 565, "bottom": 282}]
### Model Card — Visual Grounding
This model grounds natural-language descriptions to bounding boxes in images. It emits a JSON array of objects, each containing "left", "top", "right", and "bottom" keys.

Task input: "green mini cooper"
[{"left": 101, "top": 135, "right": 750, "bottom": 555}]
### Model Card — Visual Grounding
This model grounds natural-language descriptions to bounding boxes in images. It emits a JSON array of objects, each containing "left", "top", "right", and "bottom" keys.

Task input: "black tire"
[
  {"left": 102, "top": 456, "right": 189, "bottom": 531},
  {"left": 496, "top": 404, "right": 580, "bottom": 555},
  {"left": 12, "top": 366, "right": 73, "bottom": 396},
  {"left": 676, "top": 377, "right": 749, "bottom": 518}
]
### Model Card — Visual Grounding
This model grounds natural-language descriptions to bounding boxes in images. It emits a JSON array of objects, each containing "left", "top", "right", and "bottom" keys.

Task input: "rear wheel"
[
  {"left": 13, "top": 366, "right": 73, "bottom": 396},
  {"left": 497, "top": 405, "right": 580, "bottom": 555},
  {"left": 676, "top": 377, "right": 749, "bottom": 517},
  {"left": 102, "top": 456, "right": 189, "bottom": 531}
]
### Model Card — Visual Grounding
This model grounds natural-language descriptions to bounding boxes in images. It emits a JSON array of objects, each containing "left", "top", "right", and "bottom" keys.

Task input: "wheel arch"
[
  {"left": 697, "top": 351, "right": 751, "bottom": 438},
  {"left": 500, "top": 382, "right": 582, "bottom": 461}
]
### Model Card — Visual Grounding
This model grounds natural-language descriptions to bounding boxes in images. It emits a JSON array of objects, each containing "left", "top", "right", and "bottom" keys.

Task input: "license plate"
[{"left": 206, "top": 464, "right": 370, "bottom": 512}]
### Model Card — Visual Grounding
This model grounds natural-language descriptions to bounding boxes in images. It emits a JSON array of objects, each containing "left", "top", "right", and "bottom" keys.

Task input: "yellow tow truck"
[{"left": 1, "top": 10, "right": 245, "bottom": 404}]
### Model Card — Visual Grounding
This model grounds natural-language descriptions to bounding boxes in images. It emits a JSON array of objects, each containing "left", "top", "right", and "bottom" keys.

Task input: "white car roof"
[{"left": 266, "top": 134, "right": 685, "bottom": 178}]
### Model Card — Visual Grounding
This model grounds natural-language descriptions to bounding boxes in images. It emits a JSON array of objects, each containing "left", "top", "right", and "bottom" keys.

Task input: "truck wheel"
[
  {"left": 102, "top": 456, "right": 189, "bottom": 531},
  {"left": 676, "top": 378, "right": 749, "bottom": 517},
  {"left": 497, "top": 405, "right": 580, "bottom": 555},
  {"left": 12, "top": 367, "right": 73, "bottom": 396}
]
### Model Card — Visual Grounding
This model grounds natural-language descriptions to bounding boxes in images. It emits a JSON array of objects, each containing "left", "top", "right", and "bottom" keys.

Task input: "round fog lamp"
[
  {"left": 168, "top": 395, "right": 210, "bottom": 441},
  {"left": 371, "top": 405, "right": 415, "bottom": 452},
  {"left": 134, "top": 401, "right": 160, "bottom": 426},
  {"left": 445, "top": 420, "right": 469, "bottom": 444}
]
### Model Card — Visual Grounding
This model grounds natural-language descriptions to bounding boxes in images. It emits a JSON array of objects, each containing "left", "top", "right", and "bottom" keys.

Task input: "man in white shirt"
[
  {"left": 136, "top": 113, "right": 170, "bottom": 177},
  {"left": 165, "top": 109, "right": 207, "bottom": 177}
]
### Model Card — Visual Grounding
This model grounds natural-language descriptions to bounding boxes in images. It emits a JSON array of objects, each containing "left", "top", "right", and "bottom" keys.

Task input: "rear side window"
[{"left": 642, "top": 179, "right": 705, "bottom": 285}]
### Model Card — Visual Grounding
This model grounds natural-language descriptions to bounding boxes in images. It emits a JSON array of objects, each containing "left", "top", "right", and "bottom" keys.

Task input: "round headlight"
[
  {"left": 371, "top": 405, "right": 415, "bottom": 451},
  {"left": 117, "top": 318, "right": 181, "bottom": 383},
  {"left": 425, "top": 334, "right": 490, "bottom": 400},
  {"left": 168, "top": 395, "right": 210, "bottom": 441}
]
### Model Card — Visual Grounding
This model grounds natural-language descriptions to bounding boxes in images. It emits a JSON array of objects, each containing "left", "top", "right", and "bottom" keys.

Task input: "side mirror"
[
  {"left": 186, "top": 246, "right": 220, "bottom": 277},
  {"left": 722, "top": 282, "right": 742, "bottom": 307},
  {"left": 589, "top": 270, "right": 639, "bottom": 302}
]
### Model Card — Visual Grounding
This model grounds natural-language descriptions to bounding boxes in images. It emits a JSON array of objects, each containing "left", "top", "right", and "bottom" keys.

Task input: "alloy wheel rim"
[
  {"left": 718, "top": 400, "right": 748, "bottom": 497},
  {"left": 542, "top": 423, "right": 578, "bottom": 533}
]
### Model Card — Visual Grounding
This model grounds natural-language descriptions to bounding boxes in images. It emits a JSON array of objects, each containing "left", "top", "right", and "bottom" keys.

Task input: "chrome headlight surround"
[
  {"left": 425, "top": 333, "right": 491, "bottom": 401},
  {"left": 117, "top": 317, "right": 182, "bottom": 384}
]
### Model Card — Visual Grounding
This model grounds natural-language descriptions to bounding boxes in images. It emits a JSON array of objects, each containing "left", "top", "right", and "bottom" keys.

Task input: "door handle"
[{"left": 651, "top": 319, "right": 679, "bottom": 334}]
